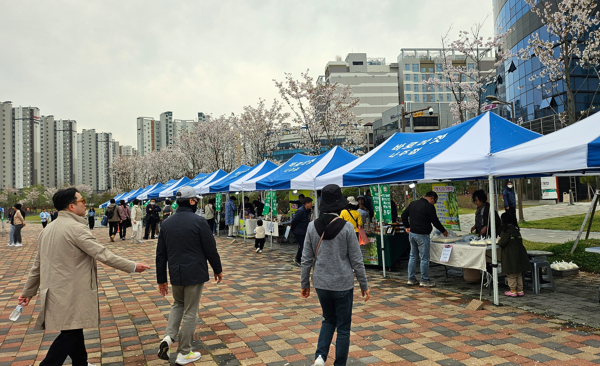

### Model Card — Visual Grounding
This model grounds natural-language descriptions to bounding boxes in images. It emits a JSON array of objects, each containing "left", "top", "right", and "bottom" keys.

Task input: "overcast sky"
[{"left": 0, "top": 0, "right": 494, "bottom": 147}]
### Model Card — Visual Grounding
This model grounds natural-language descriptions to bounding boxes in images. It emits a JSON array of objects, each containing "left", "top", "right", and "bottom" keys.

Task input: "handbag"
[
  {"left": 234, "top": 216, "right": 240, "bottom": 227},
  {"left": 346, "top": 210, "right": 368, "bottom": 245},
  {"left": 101, "top": 216, "right": 108, "bottom": 227},
  {"left": 123, "top": 218, "right": 132, "bottom": 228}
]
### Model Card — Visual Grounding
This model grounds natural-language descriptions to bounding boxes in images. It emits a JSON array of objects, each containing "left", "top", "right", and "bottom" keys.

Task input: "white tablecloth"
[
  {"left": 430, "top": 242, "right": 488, "bottom": 271},
  {"left": 263, "top": 221, "right": 280, "bottom": 237}
]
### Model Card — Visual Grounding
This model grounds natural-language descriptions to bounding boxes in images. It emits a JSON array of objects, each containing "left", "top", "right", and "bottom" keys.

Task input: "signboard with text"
[
  {"left": 370, "top": 184, "right": 392, "bottom": 224},
  {"left": 432, "top": 183, "right": 460, "bottom": 231}
]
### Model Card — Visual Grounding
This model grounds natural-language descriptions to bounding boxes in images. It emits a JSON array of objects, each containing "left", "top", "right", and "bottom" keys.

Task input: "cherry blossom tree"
[
  {"left": 238, "top": 98, "right": 289, "bottom": 164},
  {"left": 195, "top": 114, "right": 239, "bottom": 172},
  {"left": 518, "top": 0, "right": 600, "bottom": 126},
  {"left": 113, "top": 155, "right": 138, "bottom": 192},
  {"left": 274, "top": 70, "right": 364, "bottom": 155},
  {"left": 424, "top": 23, "right": 513, "bottom": 122},
  {"left": 44, "top": 187, "right": 58, "bottom": 205}
]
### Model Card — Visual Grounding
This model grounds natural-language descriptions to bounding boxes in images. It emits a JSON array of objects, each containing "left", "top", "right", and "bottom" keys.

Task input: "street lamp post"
[
  {"left": 400, "top": 105, "right": 434, "bottom": 133},
  {"left": 486, "top": 95, "right": 524, "bottom": 223}
]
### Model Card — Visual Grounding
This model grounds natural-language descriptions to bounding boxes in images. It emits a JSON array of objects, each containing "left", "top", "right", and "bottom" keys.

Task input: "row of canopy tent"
[{"left": 98, "top": 111, "right": 600, "bottom": 305}]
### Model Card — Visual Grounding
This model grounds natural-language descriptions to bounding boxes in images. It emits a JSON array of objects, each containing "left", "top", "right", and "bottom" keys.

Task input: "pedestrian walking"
[
  {"left": 401, "top": 191, "right": 448, "bottom": 288},
  {"left": 300, "top": 184, "right": 370, "bottom": 366},
  {"left": 290, "top": 197, "right": 313, "bottom": 266},
  {"left": 144, "top": 198, "right": 161, "bottom": 240},
  {"left": 88, "top": 207, "right": 96, "bottom": 229},
  {"left": 18, "top": 188, "right": 150, "bottom": 366},
  {"left": 51, "top": 210, "right": 58, "bottom": 221},
  {"left": 0, "top": 207, "right": 4, "bottom": 232},
  {"left": 156, "top": 186, "right": 223, "bottom": 364},
  {"left": 205, "top": 198, "right": 216, "bottom": 235},
  {"left": 499, "top": 212, "right": 530, "bottom": 297},
  {"left": 225, "top": 196, "right": 237, "bottom": 238},
  {"left": 11, "top": 204, "right": 25, "bottom": 247},
  {"left": 503, "top": 181, "right": 518, "bottom": 224},
  {"left": 255, "top": 219, "right": 265, "bottom": 253},
  {"left": 106, "top": 199, "right": 121, "bottom": 242},
  {"left": 340, "top": 196, "right": 362, "bottom": 236},
  {"left": 118, "top": 200, "right": 131, "bottom": 240},
  {"left": 7, "top": 208, "right": 15, "bottom": 246},
  {"left": 130, "top": 199, "right": 143, "bottom": 244},
  {"left": 39, "top": 208, "right": 51, "bottom": 228}
]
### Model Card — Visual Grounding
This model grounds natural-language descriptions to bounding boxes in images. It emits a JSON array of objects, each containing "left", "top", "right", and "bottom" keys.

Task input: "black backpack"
[{"left": 106, "top": 206, "right": 115, "bottom": 219}]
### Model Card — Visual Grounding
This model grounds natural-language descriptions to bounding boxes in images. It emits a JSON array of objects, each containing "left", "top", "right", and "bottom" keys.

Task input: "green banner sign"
[
  {"left": 370, "top": 184, "right": 392, "bottom": 224},
  {"left": 171, "top": 202, "right": 178, "bottom": 210},
  {"left": 262, "top": 191, "right": 277, "bottom": 216},
  {"left": 215, "top": 194, "right": 222, "bottom": 212}
]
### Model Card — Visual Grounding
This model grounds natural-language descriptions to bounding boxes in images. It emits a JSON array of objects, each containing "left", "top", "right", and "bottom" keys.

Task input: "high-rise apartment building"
[
  {"left": 13, "top": 106, "right": 41, "bottom": 188},
  {"left": 136, "top": 117, "right": 157, "bottom": 157},
  {"left": 56, "top": 119, "right": 77, "bottom": 187},
  {"left": 324, "top": 53, "right": 399, "bottom": 125},
  {"left": 120, "top": 145, "right": 135, "bottom": 156},
  {"left": 77, "top": 129, "right": 97, "bottom": 188},
  {"left": 198, "top": 112, "right": 207, "bottom": 122},
  {"left": 159, "top": 111, "right": 173, "bottom": 149},
  {"left": 0, "top": 101, "right": 14, "bottom": 189},
  {"left": 40, "top": 116, "right": 57, "bottom": 188},
  {"left": 97, "top": 132, "right": 113, "bottom": 191},
  {"left": 173, "top": 119, "right": 197, "bottom": 141}
]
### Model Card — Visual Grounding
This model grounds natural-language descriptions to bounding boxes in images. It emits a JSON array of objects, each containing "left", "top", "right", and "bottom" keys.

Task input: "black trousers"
[
  {"left": 119, "top": 222, "right": 127, "bottom": 238},
  {"left": 144, "top": 220, "right": 157, "bottom": 239},
  {"left": 505, "top": 207, "right": 518, "bottom": 224},
  {"left": 42, "top": 221, "right": 48, "bottom": 228},
  {"left": 206, "top": 218, "right": 215, "bottom": 233},
  {"left": 109, "top": 222, "right": 119, "bottom": 237},
  {"left": 294, "top": 233, "right": 306, "bottom": 263},
  {"left": 255, "top": 238, "right": 266, "bottom": 250},
  {"left": 88, "top": 216, "right": 95, "bottom": 230},
  {"left": 40, "top": 329, "right": 87, "bottom": 366}
]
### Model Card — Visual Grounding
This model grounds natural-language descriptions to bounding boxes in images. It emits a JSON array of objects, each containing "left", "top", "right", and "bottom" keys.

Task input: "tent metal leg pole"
[
  {"left": 488, "top": 175, "right": 499, "bottom": 306},
  {"left": 270, "top": 189, "right": 274, "bottom": 249},
  {"left": 242, "top": 190, "right": 246, "bottom": 242},
  {"left": 313, "top": 190, "right": 318, "bottom": 219},
  {"left": 378, "top": 184, "right": 386, "bottom": 278}
]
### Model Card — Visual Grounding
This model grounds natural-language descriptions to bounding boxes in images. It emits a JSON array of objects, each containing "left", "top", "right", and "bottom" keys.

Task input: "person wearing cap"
[
  {"left": 301, "top": 184, "right": 370, "bottom": 366},
  {"left": 401, "top": 191, "right": 448, "bottom": 288},
  {"left": 290, "top": 196, "right": 313, "bottom": 266},
  {"left": 340, "top": 196, "right": 363, "bottom": 235},
  {"left": 156, "top": 186, "right": 223, "bottom": 365}
]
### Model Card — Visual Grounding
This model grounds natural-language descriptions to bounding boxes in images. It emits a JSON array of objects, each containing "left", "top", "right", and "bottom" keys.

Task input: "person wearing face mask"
[
  {"left": 503, "top": 181, "right": 518, "bottom": 225},
  {"left": 144, "top": 199, "right": 162, "bottom": 240},
  {"left": 156, "top": 186, "right": 223, "bottom": 364}
]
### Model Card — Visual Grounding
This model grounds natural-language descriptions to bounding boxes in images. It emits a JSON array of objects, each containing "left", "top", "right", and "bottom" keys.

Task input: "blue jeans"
[
  {"left": 315, "top": 289, "right": 353, "bottom": 366},
  {"left": 408, "top": 233, "right": 431, "bottom": 282},
  {"left": 9, "top": 224, "right": 15, "bottom": 244}
]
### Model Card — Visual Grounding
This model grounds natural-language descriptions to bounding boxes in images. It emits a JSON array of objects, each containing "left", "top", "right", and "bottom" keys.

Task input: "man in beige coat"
[{"left": 18, "top": 187, "right": 150, "bottom": 366}]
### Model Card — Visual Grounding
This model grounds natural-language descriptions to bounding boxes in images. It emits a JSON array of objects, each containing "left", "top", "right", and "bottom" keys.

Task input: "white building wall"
[{"left": 0, "top": 101, "right": 13, "bottom": 189}]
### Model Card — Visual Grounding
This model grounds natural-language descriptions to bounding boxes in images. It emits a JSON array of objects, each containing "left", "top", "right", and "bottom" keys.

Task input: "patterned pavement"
[{"left": 1, "top": 224, "right": 600, "bottom": 365}]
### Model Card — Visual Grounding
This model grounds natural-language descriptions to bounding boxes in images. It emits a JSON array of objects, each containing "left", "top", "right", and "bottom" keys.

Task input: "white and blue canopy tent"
[
  {"left": 157, "top": 176, "right": 191, "bottom": 198},
  {"left": 131, "top": 183, "right": 162, "bottom": 202},
  {"left": 136, "top": 182, "right": 167, "bottom": 201},
  {"left": 120, "top": 187, "right": 145, "bottom": 203},
  {"left": 315, "top": 112, "right": 542, "bottom": 305},
  {"left": 146, "top": 179, "right": 183, "bottom": 200},
  {"left": 191, "top": 170, "right": 228, "bottom": 194},
  {"left": 99, "top": 191, "right": 128, "bottom": 209},
  {"left": 160, "top": 172, "right": 210, "bottom": 198},
  {"left": 492, "top": 111, "right": 600, "bottom": 177},
  {"left": 197, "top": 165, "right": 252, "bottom": 194}
]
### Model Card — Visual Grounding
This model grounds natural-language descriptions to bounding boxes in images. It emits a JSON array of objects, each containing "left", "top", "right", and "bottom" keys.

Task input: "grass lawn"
[
  {"left": 522, "top": 239, "right": 600, "bottom": 273},
  {"left": 458, "top": 208, "right": 476, "bottom": 215},
  {"left": 24, "top": 215, "right": 43, "bottom": 224},
  {"left": 520, "top": 213, "right": 598, "bottom": 232}
]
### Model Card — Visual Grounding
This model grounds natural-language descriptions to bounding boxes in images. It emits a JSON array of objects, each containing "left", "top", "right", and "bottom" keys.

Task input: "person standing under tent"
[
  {"left": 156, "top": 186, "right": 223, "bottom": 364},
  {"left": 290, "top": 197, "right": 313, "bottom": 266},
  {"left": 205, "top": 199, "right": 216, "bottom": 235},
  {"left": 144, "top": 198, "right": 162, "bottom": 240},
  {"left": 401, "top": 191, "right": 448, "bottom": 288},
  {"left": 130, "top": 199, "right": 143, "bottom": 244},
  {"left": 106, "top": 199, "right": 121, "bottom": 242},
  {"left": 364, "top": 190, "right": 375, "bottom": 220},
  {"left": 340, "top": 197, "right": 363, "bottom": 238},
  {"left": 88, "top": 207, "right": 96, "bottom": 230},
  {"left": 162, "top": 200, "right": 174, "bottom": 221},
  {"left": 238, "top": 196, "right": 255, "bottom": 217},
  {"left": 499, "top": 212, "right": 530, "bottom": 297},
  {"left": 118, "top": 200, "right": 131, "bottom": 241},
  {"left": 471, "top": 190, "right": 502, "bottom": 238},
  {"left": 18, "top": 188, "right": 150, "bottom": 366},
  {"left": 40, "top": 209, "right": 51, "bottom": 229},
  {"left": 357, "top": 195, "right": 370, "bottom": 224},
  {"left": 253, "top": 197, "right": 264, "bottom": 218},
  {"left": 503, "top": 181, "right": 518, "bottom": 224},
  {"left": 225, "top": 196, "right": 237, "bottom": 238},
  {"left": 300, "top": 184, "right": 370, "bottom": 366}
]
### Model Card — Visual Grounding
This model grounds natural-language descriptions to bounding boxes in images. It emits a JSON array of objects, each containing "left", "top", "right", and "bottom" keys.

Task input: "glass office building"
[{"left": 493, "top": 0, "right": 600, "bottom": 125}]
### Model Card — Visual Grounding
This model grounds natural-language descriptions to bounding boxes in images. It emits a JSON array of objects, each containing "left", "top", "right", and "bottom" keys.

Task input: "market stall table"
[{"left": 361, "top": 234, "right": 410, "bottom": 270}]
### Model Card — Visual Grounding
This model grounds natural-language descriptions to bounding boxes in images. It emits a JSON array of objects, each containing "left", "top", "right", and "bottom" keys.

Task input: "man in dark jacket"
[
  {"left": 144, "top": 198, "right": 162, "bottom": 240},
  {"left": 401, "top": 191, "right": 448, "bottom": 288},
  {"left": 290, "top": 197, "right": 313, "bottom": 266},
  {"left": 156, "top": 186, "right": 223, "bottom": 364},
  {"left": 503, "top": 181, "right": 517, "bottom": 224},
  {"left": 253, "top": 197, "right": 265, "bottom": 217},
  {"left": 239, "top": 196, "right": 255, "bottom": 216},
  {"left": 364, "top": 190, "right": 375, "bottom": 220}
]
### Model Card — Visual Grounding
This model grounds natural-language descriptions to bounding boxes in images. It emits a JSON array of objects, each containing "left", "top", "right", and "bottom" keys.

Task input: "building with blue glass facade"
[{"left": 493, "top": 0, "right": 600, "bottom": 128}]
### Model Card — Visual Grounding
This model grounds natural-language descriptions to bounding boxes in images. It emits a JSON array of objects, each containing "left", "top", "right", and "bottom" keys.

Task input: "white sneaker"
[
  {"left": 7, "top": 243, "right": 14, "bottom": 247},
  {"left": 313, "top": 355, "right": 325, "bottom": 366},
  {"left": 256, "top": 247, "right": 260, "bottom": 253},
  {"left": 14, "top": 242, "right": 22, "bottom": 247},
  {"left": 88, "top": 363, "right": 96, "bottom": 366},
  {"left": 176, "top": 351, "right": 201, "bottom": 365},
  {"left": 157, "top": 335, "right": 173, "bottom": 360},
  {"left": 258, "top": 249, "right": 263, "bottom": 253}
]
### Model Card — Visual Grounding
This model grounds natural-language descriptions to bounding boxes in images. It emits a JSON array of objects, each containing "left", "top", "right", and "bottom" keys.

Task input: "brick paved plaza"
[{"left": 2, "top": 224, "right": 600, "bottom": 365}]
